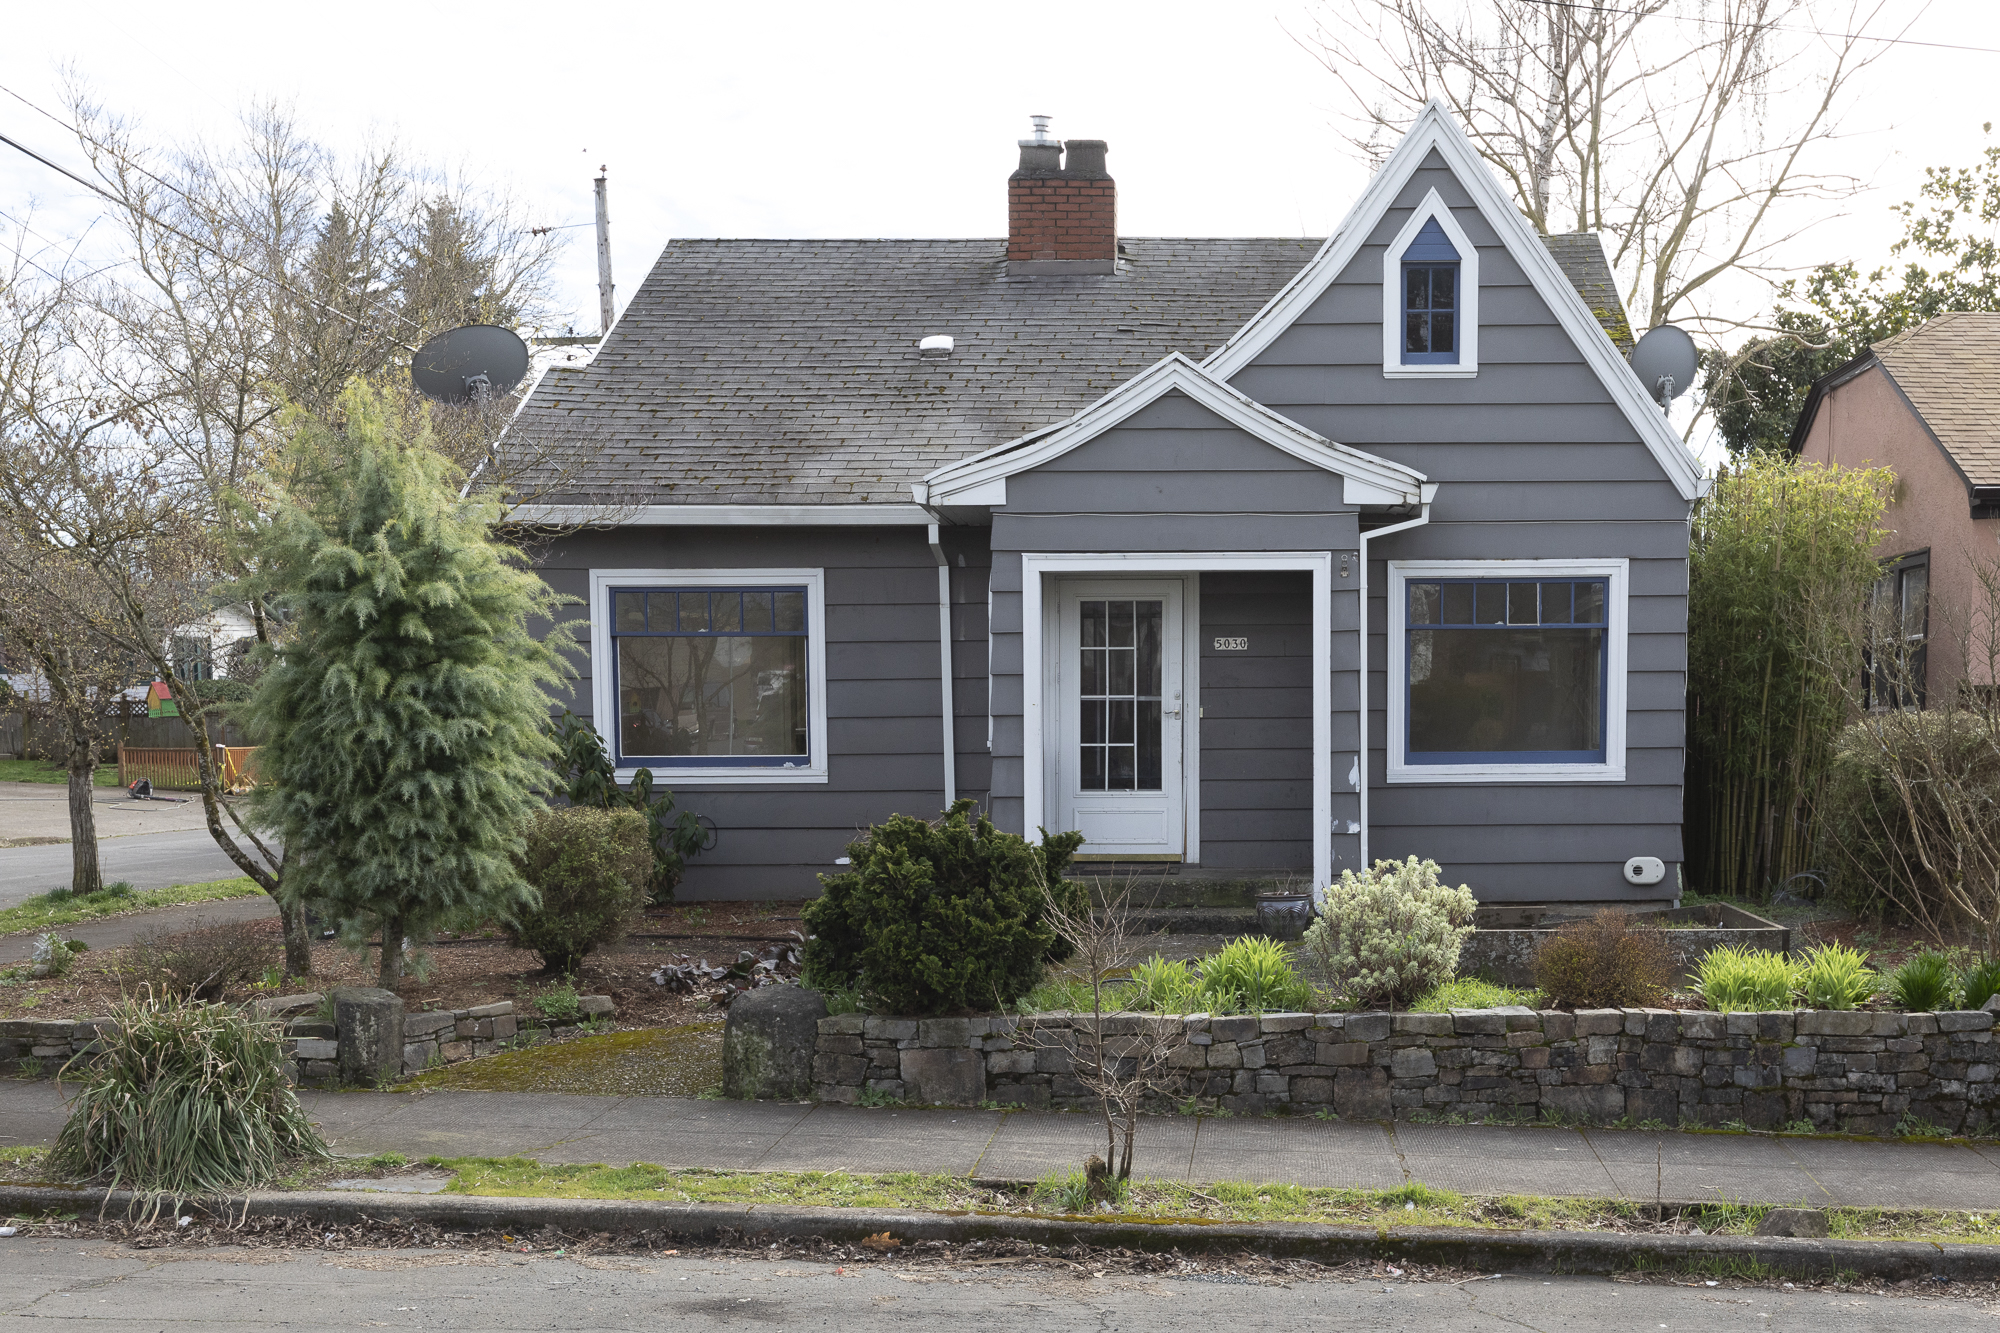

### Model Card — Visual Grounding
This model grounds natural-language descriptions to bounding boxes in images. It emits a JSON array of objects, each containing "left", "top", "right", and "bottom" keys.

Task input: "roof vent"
[{"left": 918, "top": 334, "right": 954, "bottom": 360}]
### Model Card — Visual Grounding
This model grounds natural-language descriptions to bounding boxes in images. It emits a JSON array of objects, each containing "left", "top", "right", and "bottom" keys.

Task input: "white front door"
[{"left": 1054, "top": 579, "right": 1186, "bottom": 857}]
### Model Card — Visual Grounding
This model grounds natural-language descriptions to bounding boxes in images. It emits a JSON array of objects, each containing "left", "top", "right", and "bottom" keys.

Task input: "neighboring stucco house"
[
  {"left": 1793, "top": 311, "right": 2000, "bottom": 702},
  {"left": 509, "top": 103, "right": 1706, "bottom": 903}
]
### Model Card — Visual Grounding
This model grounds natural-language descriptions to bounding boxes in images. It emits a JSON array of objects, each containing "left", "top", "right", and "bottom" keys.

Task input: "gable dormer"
[{"left": 1380, "top": 192, "right": 1480, "bottom": 378}]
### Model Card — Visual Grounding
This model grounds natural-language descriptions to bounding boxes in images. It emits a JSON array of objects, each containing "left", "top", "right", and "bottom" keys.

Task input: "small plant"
[
  {"left": 96, "top": 881, "right": 135, "bottom": 900},
  {"left": 1033, "top": 1161, "right": 1127, "bottom": 1213},
  {"left": 1195, "top": 937, "right": 1313, "bottom": 1013},
  {"left": 1410, "top": 978, "right": 1541, "bottom": 1012},
  {"left": 1889, "top": 950, "right": 1959, "bottom": 1012},
  {"left": 532, "top": 981, "right": 583, "bottom": 1023},
  {"left": 48, "top": 989, "right": 328, "bottom": 1217},
  {"left": 502, "top": 806, "right": 654, "bottom": 974},
  {"left": 29, "top": 932, "right": 79, "bottom": 979},
  {"left": 1302, "top": 856, "right": 1476, "bottom": 1008},
  {"left": 1961, "top": 958, "right": 2000, "bottom": 1012},
  {"left": 854, "top": 1085, "right": 901, "bottom": 1108},
  {"left": 18, "top": 1057, "right": 45, "bottom": 1079},
  {"left": 1692, "top": 945, "right": 1795, "bottom": 1012},
  {"left": 801, "top": 799, "right": 1083, "bottom": 1015},
  {"left": 1533, "top": 909, "right": 1677, "bottom": 1009},
  {"left": 1129, "top": 956, "right": 1200, "bottom": 1013},
  {"left": 1796, "top": 942, "right": 1877, "bottom": 1010},
  {"left": 119, "top": 920, "right": 276, "bottom": 1002}
]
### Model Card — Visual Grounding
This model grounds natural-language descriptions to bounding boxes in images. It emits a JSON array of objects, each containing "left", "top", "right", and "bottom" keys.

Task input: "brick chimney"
[{"left": 1008, "top": 116, "right": 1116, "bottom": 276}]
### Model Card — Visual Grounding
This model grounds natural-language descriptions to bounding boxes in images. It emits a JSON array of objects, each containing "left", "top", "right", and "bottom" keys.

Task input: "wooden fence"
[
  {"left": 22, "top": 701, "right": 247, "bottom": 762},
  {"left": 117, "top": 744, "right": 260, "bottom": 792}
]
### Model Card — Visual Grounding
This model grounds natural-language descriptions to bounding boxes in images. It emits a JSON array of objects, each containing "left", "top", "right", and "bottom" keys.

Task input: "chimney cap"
[{"left": 1019, "top": 114, "right": 1055, "bottom": 148}]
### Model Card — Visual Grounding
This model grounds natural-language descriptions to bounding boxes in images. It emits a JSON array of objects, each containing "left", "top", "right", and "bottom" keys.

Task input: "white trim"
[
  {"left": 1380, "top": 189, "right": 1479, "bottom": 379},
  {"left": 520, "top": 503, "right": 934, "bottom": 528},
  {"left": 1199, "top": 99, "right": 1708, "bottom": 503},
  {"left": 1383, "top": 558, "right": 1628, "bottom": 784},
  {"left": 922, "top": 352, "right": 1425, "bottom": 508},
  {"left": 1182, "top": 571, "right": 1202, "bottom": 866},
  {"left": 587, "top": 567, "right": 830, "bottom": 786},
  {"left": 1022, "top": 552, "right": 1334, "bottom": 887}
]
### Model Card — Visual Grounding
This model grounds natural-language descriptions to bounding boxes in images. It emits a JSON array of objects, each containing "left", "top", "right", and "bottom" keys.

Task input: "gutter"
[
  {"left": 928, "top": 523, "right": 957, "bottom": 808},
  {"left": 1354, "top": 493, "right": 1434, "bottom": 874}
]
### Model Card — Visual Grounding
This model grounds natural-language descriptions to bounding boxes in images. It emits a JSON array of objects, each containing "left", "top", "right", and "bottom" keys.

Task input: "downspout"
[
  {"left": 928, "top": 522, "right": 957, "bottom": 807},
  {"left": 1355, "top": 491, "right": 1434, "bottom": 871}
]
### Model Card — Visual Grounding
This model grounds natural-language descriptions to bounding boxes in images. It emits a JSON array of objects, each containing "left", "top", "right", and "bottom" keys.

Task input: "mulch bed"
[{"left": 0, "top": 901, "right": 810, "bottom": 1024}]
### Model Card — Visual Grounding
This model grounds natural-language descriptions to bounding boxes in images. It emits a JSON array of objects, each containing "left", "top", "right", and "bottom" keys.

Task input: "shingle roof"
[
  {"left": 1872, "top": 311, "right": 2000, "bottom": 485},
  {"left": 509, "top": 233, "right": 1628, "bottom": 505},
  {"left": 1540, "top": 233, "right": 1633, "bottom": 353}
]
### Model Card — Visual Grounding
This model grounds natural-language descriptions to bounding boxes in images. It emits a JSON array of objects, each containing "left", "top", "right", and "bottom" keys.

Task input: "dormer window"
[
  {"left": 1381, "top": 191, "right": 1478, "bottom": 378},
  {"left": 1401, "top": 219, "right": 1459, "bottom": 364}
]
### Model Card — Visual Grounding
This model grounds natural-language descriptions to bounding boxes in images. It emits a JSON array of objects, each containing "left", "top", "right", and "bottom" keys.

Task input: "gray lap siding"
[{"left": 534, "top": 525, "right": 980, "bottom": 900}]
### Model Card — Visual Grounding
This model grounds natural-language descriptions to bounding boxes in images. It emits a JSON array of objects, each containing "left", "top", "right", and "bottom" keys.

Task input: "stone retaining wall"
[
  {"left": 813, "top": 1006, "right": 2000, "bottom": 1134},
  {"left": 0, "top": 993, "right": 615, "bottom": 1086}
]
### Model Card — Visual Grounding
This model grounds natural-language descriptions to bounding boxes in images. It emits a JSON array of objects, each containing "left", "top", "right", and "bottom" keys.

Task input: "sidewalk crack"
[
  {"left": 1572, "top": 1127, "right": 1625, "bottom": 1202},
  {"left": 1384, "top": 1121, "right": 1412, "bottom": 1183},
  {"left": 747, "top": 1101, "right": 821, "bottom": 1170},
  {"left": 1772, "top": 1136, "right": 1839, "bottom": 1205},
  {"left": 967, "top": 1109, "right": 1009, "bottom": 1179}
]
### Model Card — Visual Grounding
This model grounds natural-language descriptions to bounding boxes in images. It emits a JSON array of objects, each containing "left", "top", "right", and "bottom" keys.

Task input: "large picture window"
[
  {"left": 591, "top": 569, "right": 828, "bottom": 783},
  {"left": 1387, "top": 560, "right": 1627, "bottom": 783}
]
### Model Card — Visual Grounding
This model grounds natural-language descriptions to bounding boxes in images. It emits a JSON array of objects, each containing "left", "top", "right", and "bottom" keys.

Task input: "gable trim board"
[
  {"left": 1199, "top": 99, "right": 1708, "bottom": 503},
  {"left": 920, "top": 352, "right": 1428, "bottom": 510},
  {"left": 1020, "top": 551, "right": 1336, "bottom": 887},
  {"left": 1380, "top": 189, "right": 1480, "bottom": 379},
  {"left": 586, "top": 566, "right": 832, "bottom": 785}
]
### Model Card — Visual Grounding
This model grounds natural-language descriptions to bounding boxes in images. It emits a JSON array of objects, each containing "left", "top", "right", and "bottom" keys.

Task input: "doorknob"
[{"left": 1164, "top": 708, "right": 1181, "bottom": 718}]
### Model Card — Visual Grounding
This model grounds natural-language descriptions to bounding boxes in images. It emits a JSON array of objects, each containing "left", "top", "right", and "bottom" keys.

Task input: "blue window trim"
[
  {"left": 1401, "top": 261, "right": 1460, "bottom": 365},
  {"left": 1403, "top": 577, "right": 1608, "bottom": 766},
  {"left": 610, "top": 584, "right": 812, "bottom": 769}
]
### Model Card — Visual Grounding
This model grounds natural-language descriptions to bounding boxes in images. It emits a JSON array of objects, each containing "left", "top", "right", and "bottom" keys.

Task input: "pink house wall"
[{"left": 1798, "top": 365, "right": 2000, "bottom": 692}]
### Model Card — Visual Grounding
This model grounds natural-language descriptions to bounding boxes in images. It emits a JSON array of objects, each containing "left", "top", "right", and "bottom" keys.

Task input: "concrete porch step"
[{"left": 1072, "top": 866, "right": 1311, "bottom": 909}]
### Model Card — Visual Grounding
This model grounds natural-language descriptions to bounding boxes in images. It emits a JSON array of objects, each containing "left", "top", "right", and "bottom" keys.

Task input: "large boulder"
[{"left": 723, "top": 985, "right": 827, "bottom": 1100}]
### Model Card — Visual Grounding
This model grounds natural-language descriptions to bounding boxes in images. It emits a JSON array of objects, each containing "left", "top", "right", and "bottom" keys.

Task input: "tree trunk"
[
  {"left": 281, "top": 897, "right": 314, "bottom": 980},
  {"left": 377, "top": 912, "right": 404, "bottom": 989},
  {"left": 65, "top": 729, "right": 101, "bottom": 896}
]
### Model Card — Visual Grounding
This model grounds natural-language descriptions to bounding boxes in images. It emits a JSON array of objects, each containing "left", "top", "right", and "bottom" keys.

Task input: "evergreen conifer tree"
[{"left": 244, "top": 383, "right": 573, "bottom": 986}]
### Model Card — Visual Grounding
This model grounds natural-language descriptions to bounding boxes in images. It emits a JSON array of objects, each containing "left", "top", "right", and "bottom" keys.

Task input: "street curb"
[{"left": 0, "top": 1185, "right": 1988, "bottom": 1282}]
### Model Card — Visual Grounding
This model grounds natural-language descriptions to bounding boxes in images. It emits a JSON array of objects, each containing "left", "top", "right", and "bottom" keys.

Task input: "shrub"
[
  {"left": 1692, "top": 944, "right": 1795, "bottom": 1012},
  {"left": 121, "top": 921, "right": 276, "bottom": 1002},
  {"left": 1129, "top": 956, "right": 1199, "bottom": 1013},
  {"left": 1890, "top": 950, "right": 1960, "bottom": 1012},
  {"left": 1303, "top": 857, "right": 1477, "bottom": 1008},
  {"left": 1962, "top": 958, "right": 2000, "bottom": 1011},
  {"left": 1796, "top": 942, "right": 1877, "bottom": 1010},
  {"left": 502, "top": 806, "right": 653, "bottom": 974},
  {"left": 49, "top": 989, "right": 328, "bottom": 1216},
  {"left": 801, "top": 799, "right": 1084, "bottom": 1015},
  {"left": 1195, "top": 937, "right": 1313, "bottom": 1013},
  {"left": 1531, "top": 909, "right": 1676, "bottom": 1009}
]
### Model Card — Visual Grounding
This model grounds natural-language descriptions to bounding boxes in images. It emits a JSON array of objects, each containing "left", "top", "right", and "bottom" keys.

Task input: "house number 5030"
[{"left": 1212, "top": 637, "right": 1249, "bottom": 651}]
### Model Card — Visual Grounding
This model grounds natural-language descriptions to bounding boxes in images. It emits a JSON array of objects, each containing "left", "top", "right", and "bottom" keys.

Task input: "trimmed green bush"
[
  {"left": 801, "top": 799, "right": 1084, "bottom": 1015},
  {"left": 502, "top": 806, "right": 653, "bottom": 974},
  {"left": 50, "top": 990, "right": 327, "bottom": 1216},
  {"left": 1889, "top": 950, "right": 1959, "bottom": 1012},
  {"left": 1963, "top": 958, "right": 2000, "bottom": 1011},
  {"left": 1534, "top": 909, "right": 1677, "bottom": 1009},
  {"left": 1692, "top": 944, "right": 1794, "bottom": 1012},
  {"left": 1196, "top": 936, "right": 1313, "bottom": 1013},
  {"left": 1303, "top": 856, "right": 1476, "bottom": 1008}
]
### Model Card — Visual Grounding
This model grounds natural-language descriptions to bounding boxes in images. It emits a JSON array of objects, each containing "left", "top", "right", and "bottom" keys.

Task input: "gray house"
[{"left": 513, "top": 103, "right": 1706, "bottom": 904}]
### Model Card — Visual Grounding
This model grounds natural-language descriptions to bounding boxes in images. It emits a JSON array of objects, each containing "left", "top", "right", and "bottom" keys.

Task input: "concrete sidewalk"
[{"left": 6, "top": 1079, "right": 2000, "bottom": 1210}]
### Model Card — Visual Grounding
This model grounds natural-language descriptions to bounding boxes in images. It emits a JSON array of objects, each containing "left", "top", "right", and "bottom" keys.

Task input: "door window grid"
[{"left": 1078, "top": 598, "right": 1164, "bottom": 791}]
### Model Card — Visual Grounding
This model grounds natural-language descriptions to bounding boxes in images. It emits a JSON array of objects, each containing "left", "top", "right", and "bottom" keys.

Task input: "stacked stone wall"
[{"left": 813, "top": 1006, "right": 2000, "bottom": 1134}]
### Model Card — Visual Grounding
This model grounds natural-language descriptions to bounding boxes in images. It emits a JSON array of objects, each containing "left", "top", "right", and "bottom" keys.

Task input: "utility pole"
[{"left": 594, "top": 166, "right": 614, "bottom": 337}]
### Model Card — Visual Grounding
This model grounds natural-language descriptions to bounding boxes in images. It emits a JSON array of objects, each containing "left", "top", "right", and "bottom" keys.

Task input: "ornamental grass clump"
[
  {"left": 50, "top": 990, "right": 327, "bottom": 1219},
  {"left": 1889, "top": 950, "right": 1960, "bottom": 1013},
  {"left": 1532, "top": 909, "right": 1676, "bottom": 1009},
  {"left": 1796, "top": 942, "right": 1878, "bottom": 1010},
  {"left": 1691, "top": 944, "right": 1795, "bottom": 1012},
  {"left": 1195, "top": 937, "right": 1314, "bottom": 1013},
  {"left": 1303, "top": 857, "right": 1476, "bottom": 1009},
  {"left": 1962, "top": 958, "right": 2000, "bottom": 1012}
]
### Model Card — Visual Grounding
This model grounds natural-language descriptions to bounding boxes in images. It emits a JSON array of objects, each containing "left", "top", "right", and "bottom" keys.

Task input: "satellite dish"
[
  {"left": 1630, "top": 324, "right": 1699, "bottom": 408},
  {"left": 410, "top": 324, "right": 530, "bottom": 404}
]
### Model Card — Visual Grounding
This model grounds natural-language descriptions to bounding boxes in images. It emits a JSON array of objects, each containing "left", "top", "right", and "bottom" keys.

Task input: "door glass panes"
[
  {"left": 613, "top": 588, "right": 810, "bottom": 761},
  {"left": 1406, "top": 579, "right": 1607, "bottom": 761},
  {"left": 1079, "top": 598, "right": 1164, "bottom": 791}
]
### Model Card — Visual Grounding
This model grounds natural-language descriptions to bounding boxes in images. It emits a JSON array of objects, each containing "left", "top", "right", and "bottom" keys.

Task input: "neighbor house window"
[
  {"left": 1401, "top": 218, "right": 1460, "bottom": 365},
  {"left": 1866, "top": 551, "right": 1929, "bottom": 710},
  {"left": 591, "top": 569, "right": 828, "bottom": 782},
  {"left": 171, "top": 635, "right": 213, "bottom": 682},
  {"left": 1387, "top": 560, "right": 1627, "bottom": 782}
]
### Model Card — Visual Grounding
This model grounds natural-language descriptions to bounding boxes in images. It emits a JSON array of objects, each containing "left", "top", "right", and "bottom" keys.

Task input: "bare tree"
[
  {"left": 1300, "top": 0, "right": 1905, "bottom": 339},
  {"left": 1036, "top": 878, "right": 1188, "bottom": 1190}
]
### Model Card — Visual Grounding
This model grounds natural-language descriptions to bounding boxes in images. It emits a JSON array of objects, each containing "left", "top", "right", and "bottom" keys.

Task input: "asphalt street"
[
  {"left": 0, "top": 828, "right": 267, "bottom": 908},
  {"left": 0, "top": 1244, "right": 1971, "bottom": 1331}
]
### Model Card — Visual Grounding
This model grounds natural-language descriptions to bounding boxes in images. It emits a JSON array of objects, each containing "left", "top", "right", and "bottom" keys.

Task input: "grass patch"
[
  {"left": 1409, "top": 978, "right": 1542, "bottom": 1012},
  {"left": 0, "top": 876, "right": 261, "bottom": 938},
  {"left": 0, "top": 759, "right": 121, "bottom": 787}
]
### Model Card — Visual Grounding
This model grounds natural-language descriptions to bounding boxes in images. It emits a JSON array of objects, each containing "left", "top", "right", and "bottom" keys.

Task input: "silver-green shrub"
[{"left": 1303, "top": 856, "right": 1477, "bottom": 1007}]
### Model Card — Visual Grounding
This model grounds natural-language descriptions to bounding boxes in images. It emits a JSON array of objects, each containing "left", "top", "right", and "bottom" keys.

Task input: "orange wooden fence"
[{"left": 117, "top": 745, "right": 260, "bottom": 791}]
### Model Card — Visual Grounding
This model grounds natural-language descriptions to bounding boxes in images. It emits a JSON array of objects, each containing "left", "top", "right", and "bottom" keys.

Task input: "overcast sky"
[{"left": 5, "top": 0, "right": 1998, "bottom": 436}]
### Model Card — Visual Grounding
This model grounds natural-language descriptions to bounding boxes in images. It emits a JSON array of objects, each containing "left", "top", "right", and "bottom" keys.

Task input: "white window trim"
[
  {"left": 1380, "top": 189, "right": 1479, "bottom": 379},
  {"left": 588, "top": 567, "right": 830, "bottom": 786},
  {"left": 1385, "top": 558, "right": 1627, "bottom": 784}
]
